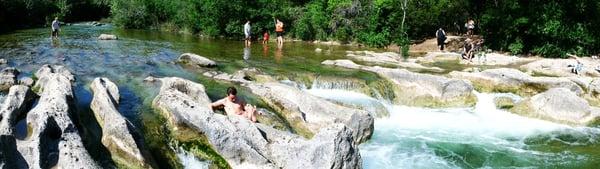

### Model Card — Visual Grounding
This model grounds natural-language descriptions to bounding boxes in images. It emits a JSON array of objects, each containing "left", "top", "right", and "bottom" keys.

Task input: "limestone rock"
[
  {"left": 0, "top": 59, "right": 6, "bottom": 64},
  {"left": 151, "top": 77, "right": 362, "bottom": 169},
  {"left": 494, "top": 96, "right": 515, "bottom": 109},
  {"left": 18, "top": 65, "right": 100, "bottom": 169},
  {"left": 511, "top": 88, "right": 600, "bottom": 126},
  {"left": 18, "top": 77, "right": 34, "bottom": 87},
  {"left": 98, "top": 34, "right": 118, "bottom": 40},
  {"left": 0, "top": 67, "right": 19, "bottom": 91},
  {"left": 0, "top": 85, "right": 32, "bottom": 135},
  {"left": 449, "top": 68, "right": 583, "bottom": 96},
  {"left": 323, "top": 59, "right": 476, "bottom": 107},
  {"left": 347, "top": 51, "right": 444, "bottom": 72},
  {"left": 90, "top": 77, "right": 156, "bottom": 168},
  {"left": 178, "top": 53, "right": 216, "bottom": 67}
]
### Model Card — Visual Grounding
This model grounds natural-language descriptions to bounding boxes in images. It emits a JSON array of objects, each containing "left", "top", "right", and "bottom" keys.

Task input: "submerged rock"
[
  {"left": 511, "top": 88, "right": 600, "bottom": 126},
  {"left": 449, "top": 68, "right": 583, "bottom": 96},
  {"left": 0, "top": 67, "right": 19, "bottom": 91},
  {"left": 18, "top": 65, "right": 100, "bottom": 168},
  {"left": 98, "top": 34, "right": 118, "bottom": 40},
  {"left": 178, "top": 53, "right": 217, "bottom": 67},
  {"left": 90, "top": 77, "right": 157, "bottom": 169},
  {"left": 323, "top": 59, "right": 476, "bottom": 107},
  {"left": 152, "top": 77, "right": 362, "bottom": 169},
  {"left": 18, "top": 77, "right": 34, "bottom": 87}
]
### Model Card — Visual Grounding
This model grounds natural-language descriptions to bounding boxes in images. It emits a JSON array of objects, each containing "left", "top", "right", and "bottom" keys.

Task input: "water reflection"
[
  {"left": 243, "top": 47, "right": 251, "bottom": 60},
  {"left": 262, "top": 44, "right": 269, "bottom": 57},
  {"left": 275, "top": 45, "right": 282, "bottom": 63}
]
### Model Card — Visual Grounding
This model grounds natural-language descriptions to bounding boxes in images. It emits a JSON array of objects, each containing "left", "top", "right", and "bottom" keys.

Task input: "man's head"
[
  {"left": 54, "top": 17, "right": 58, "bottom": 20},
  {"left": 246, "top": 19, "right": 250, "bottom": 24},
  {"left": 227, "top": 87, "right": 237, "bottom": 100}
]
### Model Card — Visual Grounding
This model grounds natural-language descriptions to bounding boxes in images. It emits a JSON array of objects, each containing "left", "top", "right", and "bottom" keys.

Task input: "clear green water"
[{"left": 1, "top": 24, "right": 599, "bottom": 169}]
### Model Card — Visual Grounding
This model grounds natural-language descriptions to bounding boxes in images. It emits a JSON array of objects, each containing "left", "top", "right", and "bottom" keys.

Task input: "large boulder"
[
  {"left": 17, "top": 65, "right": 100, "bottom": 168},
  {"left": 0, "top": 67, "right": 19, "bottom": 91},
  {"left": 449, "top": 68, "right": 583, "bottom": 96},
  {"left": 178, "top": 53, "right": 216, "bottom": 67},
  {"left": 151, "top": 77, "right": 362, "bottom": 169},
  {"left": 0, "top": 85, "right": 32, "bottom": 135},
  {"left": 90, "top": 77, "right": 157, "bottom": 169},
  {"left": 202, "top": 69, "right": 375, "bottom": 143},
  {"left": 323, "top": 59, "right": 477, "bottom": 107},
  {"left": 0, "top": 85, "right": 32, "bottom": 169},
  {"left": 98, "top": 34, "right": 118, "bottom": 40},
  {"left": 511, "top": 88, "right": 600, "bottom": 126}
]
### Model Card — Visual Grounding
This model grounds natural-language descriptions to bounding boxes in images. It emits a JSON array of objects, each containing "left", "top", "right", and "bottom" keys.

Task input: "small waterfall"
[
  {"left": 174, "top": 147, "right": 210, "bottom": 169},
  {"left": 310, "top": 76, "right": 367, "bottom": 91}
]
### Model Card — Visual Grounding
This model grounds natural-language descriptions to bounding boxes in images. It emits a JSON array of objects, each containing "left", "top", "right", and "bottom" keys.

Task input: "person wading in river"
[
  {"left": 244, "top": 20, "right": 252, "bottom": 47},
  {"left": 275, "top": 18, "right": 284, "bottom": 47},
  {"left": 211, "top": 87, "right": 259, "bottom": 122},
  {"left": 51, "top": 17, "right": 60, "bottom": 38}
]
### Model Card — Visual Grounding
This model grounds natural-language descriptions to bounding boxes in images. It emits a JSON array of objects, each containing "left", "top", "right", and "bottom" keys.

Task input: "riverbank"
[{"left": 1, "top": 24, "right": 599, "bottom": 168}]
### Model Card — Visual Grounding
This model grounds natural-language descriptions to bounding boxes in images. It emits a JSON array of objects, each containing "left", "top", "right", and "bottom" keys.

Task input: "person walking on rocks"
[
  {"left": 51, "top": 17, "right": 60, "bottom": 38},
  {"left": 436, "top": 28, "right": 446, "bottom": 51},
  {"left": 211, "top": 87, "right": 258, "bottom": 122},
  {"left": 275, "top": 18, "right": 284, "bottom": 47},
  {"left": 244, "top": 20, "right": 252, "bottom": 47}
]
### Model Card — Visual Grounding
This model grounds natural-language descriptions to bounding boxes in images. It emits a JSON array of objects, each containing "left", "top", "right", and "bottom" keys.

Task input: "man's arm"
[{"left": 211, "top": 98, "right": 226, "bottom": 110}]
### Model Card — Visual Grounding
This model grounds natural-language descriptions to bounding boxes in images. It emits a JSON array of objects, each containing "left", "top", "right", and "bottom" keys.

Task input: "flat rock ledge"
[
  {"left": 449, "top": 68, "right": 583, "bottom": 96},
  {"left": 346, "top": 51, "right": 444, "bottom": 72},
  {"left": 178, "top": 53, "right": 217, "bottom": 67},
  {"left": 90, "top": 77, "right": 157, "bottom": 169},
  {"left": 511, "top": 88, "right": 600, "bottom": 126},
  {"left": 18, "top": 65, "right": 100, "bottom": 168},
  {"left": 151, "top": 77, "right": 362, "bottom": 169},
  {"left": 323, "top": 59, "right": 477, "bottom": 107},
  {"left": 98, "top": 34, "right": 118, "bottom": 40}
]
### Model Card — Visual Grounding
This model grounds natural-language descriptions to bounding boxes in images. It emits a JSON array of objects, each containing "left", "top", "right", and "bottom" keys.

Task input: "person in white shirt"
[
  {"left": 51, "top": 17, "right": 60, "bottom": 38},
  {"left": 244, "top": 20, "right": 251, "bottom": 47}
]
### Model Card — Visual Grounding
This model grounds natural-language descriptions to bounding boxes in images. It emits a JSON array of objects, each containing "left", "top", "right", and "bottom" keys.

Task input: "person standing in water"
[
  {"left": 211, "top": 87, "right": 258, "bottom": 122},
  {"left": 244, "top": 20, "right": 252, "bottom": 47},
  {"left": 262, "top": 30, "right": 270, "bottom": 44},
  {"left": 436, "top": 28, "right": 446, "bottom": 51},
  {"left": 275, "top": 18, "right": 284, "bottom": 47},
  {"left": 51, "top": 17, "right": 60, "bottom": 38}
]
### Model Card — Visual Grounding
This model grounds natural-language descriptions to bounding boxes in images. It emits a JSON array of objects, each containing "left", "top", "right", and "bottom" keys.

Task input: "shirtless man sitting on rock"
[{"left": 211, "top": 87, "right": 258, "bottom": 122}]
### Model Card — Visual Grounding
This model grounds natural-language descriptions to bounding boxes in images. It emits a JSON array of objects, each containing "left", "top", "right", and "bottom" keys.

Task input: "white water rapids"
[{"left": 306, "top": 89, "right": 600, "bottom": 168}]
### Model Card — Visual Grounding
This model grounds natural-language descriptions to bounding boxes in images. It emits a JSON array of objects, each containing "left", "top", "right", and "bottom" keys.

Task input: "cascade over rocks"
[
  {"left": 90, "top": 77, "right": 157, "bottom": 169},
  {"left": 151, "top": 77, "right": 362, "bottom": 169},
  {"left": 17, "top": 65, "right": 100, "bottom": 168},
  {"left": 323, "top": 59, "right": 476, "bottom": 107},
  {"left": 449, "top": 68, "right": 583, "bottom": 96},
  {"left": 0, "top": 67, "right": 19, "bottom": 91},
  {"left": 511, "top": 88, "right": 600, "bottom": 126},
  {"left": 178, "top": 53, "right": 217, "bottom": 67}
]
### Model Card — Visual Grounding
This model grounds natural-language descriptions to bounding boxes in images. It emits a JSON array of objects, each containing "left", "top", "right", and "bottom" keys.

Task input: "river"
[{"left": 1, "top": 24, "right": 599, "bottom": 168}]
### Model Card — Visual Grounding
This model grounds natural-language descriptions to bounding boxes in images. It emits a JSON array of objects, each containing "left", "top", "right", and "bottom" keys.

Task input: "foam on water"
[
  {"left": 306, "top": 89, "right": 600, "bottom": 168},
  {"left": 175, "top": 147, "right": 210, "bottom": 169}
]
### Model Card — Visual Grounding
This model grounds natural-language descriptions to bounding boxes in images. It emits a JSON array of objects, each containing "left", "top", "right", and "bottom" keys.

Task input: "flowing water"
[{"left": 1, "top": 24, "right": 600, "bottom": 168}]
